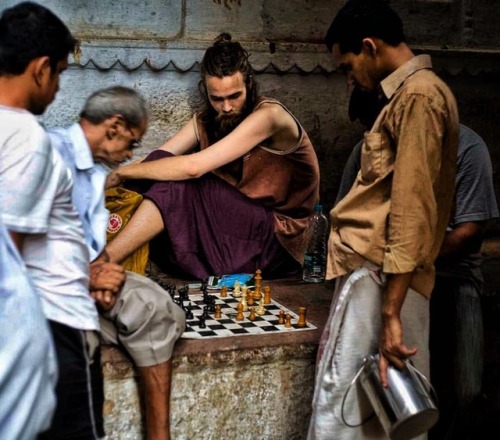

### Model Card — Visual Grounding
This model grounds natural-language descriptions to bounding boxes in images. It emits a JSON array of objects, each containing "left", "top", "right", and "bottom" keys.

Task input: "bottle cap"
[{"left": 314, "top": 204, "right": 323, "bottom": 212}]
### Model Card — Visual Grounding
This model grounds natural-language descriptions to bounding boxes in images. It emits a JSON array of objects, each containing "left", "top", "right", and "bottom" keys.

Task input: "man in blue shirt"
[{"left": 49, "top": 86, "right": 185, "bottom": 440}]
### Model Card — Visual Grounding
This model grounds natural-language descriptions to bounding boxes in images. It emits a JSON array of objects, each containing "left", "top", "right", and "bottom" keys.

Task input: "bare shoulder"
[
  {"left": 253, "top": 101, "right": 301, "bottom": 149},
  {"left": 255, "top": 100, "right": 288, "bottom": 117},
  {"left": 253, "top": 101, "right": 298, "bottom": 129}
]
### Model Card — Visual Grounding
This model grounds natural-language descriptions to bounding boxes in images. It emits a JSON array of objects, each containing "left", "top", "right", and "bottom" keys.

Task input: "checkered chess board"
[{"left": 181, "top": 292, "right": 316, "bottom": 339}]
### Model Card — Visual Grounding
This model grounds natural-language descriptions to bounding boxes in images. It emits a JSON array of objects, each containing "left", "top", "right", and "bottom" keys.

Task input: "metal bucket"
[{"left": 359, "top": 354, "right": 439, "bottom": 440}]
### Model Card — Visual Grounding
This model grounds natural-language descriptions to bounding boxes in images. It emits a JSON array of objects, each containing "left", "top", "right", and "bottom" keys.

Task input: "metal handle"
[
  {"left": 406, "top": 360, "right": 440, "bottom": 405},
  {"left": 340, "top": 362, "right": 375, "bottom": 428}
]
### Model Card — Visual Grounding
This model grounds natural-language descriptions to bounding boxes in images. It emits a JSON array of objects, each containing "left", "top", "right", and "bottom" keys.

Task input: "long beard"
[{"left": 213, "top": 111, "right": 245, "bottom": 140}]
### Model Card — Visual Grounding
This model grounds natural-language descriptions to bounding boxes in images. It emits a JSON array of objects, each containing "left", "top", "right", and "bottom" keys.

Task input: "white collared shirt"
[
  {"left": 49, "top": 123, "right": 109, "bottom": 261},
  {"left": 0, "top": 107, "right": 99, "bottom": 330}
]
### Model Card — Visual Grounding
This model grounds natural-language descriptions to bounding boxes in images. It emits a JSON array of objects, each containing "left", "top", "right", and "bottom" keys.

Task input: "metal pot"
[{"left": 359, "top": 354, "right": 439, "bottom": 440}]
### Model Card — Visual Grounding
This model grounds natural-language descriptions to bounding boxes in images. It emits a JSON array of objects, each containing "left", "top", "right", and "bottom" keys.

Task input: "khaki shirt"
[{"left": 327, "top": 55, "right": 459, "bottom": 297}]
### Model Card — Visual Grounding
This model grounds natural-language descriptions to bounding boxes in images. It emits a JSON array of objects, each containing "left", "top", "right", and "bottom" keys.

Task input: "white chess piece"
[
  {"left": 233, "top": 281, "right": 242, "bottom": 298},
  {"left": 256, "top": 296, "right": 266, "bottom": 316},
  {"left": 241, "top": 290, "right": 248, "bottom": 312}
]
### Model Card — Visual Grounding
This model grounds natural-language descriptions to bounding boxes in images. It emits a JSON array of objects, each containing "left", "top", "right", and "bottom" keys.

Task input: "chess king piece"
[
  {"left": 285, "top": 313, "right": 292, "bottom": 328},
  {"left": 297, "top": 306, "right": 307, "bottom": 328},
  {"left": 253, "top": 269, "right": 262, "bottom": 301}
]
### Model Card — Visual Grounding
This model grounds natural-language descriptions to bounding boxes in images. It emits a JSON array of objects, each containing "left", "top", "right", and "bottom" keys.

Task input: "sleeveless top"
[{"left": 194, "top": 97, "right": 320, "bottom": 263}]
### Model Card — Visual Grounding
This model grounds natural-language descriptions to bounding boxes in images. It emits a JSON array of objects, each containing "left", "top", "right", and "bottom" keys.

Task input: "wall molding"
[{"left": 73, "top": 40, "right": 500, "bottom": 76}]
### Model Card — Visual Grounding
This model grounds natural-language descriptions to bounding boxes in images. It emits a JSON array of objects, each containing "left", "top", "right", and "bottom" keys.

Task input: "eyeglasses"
[
  {"left": 128, "top": 139, "right": 141, "bottom": 151},
  {"left": 122, "top": 120, "right": 142, "bottom": 151}
]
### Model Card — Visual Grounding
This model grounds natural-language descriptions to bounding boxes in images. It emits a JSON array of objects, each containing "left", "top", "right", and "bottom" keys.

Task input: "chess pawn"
[
  {"left": 214, "top": 304, "right": 222, "bottom": 319},
  {"left": 253, "top": 289, "right": 261, "bottom": 303},
  {"left": 185, "top": 302, "right": 194, "bottom": 320},
  {"left": 248, "top": 307, "right": 256, "bottom": 321},
  {"left": 232, "top": 281, "right": 241, "bottom": 298},
  {"left": 198, "top": 316, "right": 206, "bottom": 329},
  {"left": 255, "top": 296, "right": 266, "bottom": 316},
  {"left": 263, "top": 286, "right": 271, "bottom": 305},
  {"left": 220, "top": 285, "right": 228, "bottom": 298},
  {"left": 236, "top": 302, "right": 244, "bottom": 321},
  {"left": 285, "top": 313, "right": 292, "bottom": 328},
  {"left": 247, "top": 291, "right": 254, "bottom": 306},
  {"left": 240, "top": 291, "right": 248, "bottom": 312},
  {"left": 278, "top": 310, "right": 285, "bottom": 325},
  {"left": 297, "top": 306, "right": 307, "bottom": 328}
]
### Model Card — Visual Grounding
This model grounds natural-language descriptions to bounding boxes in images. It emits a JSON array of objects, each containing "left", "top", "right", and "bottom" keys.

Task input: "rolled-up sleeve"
[{"left": 383, "top": 91, "right": 448, "bottom": 273}]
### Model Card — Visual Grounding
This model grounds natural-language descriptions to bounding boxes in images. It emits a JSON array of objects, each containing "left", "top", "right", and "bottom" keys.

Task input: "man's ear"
[
  {"left": 106, "top": 114, "right": 125, "bottom": 140},
  {"left": 32, "top": 56, "right": 51, "bottom": 87},
  {"left": 362, "top": 38, "right": 378, "bottom": 57}
]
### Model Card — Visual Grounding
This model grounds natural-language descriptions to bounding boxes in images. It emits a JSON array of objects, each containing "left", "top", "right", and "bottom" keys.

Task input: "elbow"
[{"left": 184, "top": 161, "right": 205, "bottom": 179}]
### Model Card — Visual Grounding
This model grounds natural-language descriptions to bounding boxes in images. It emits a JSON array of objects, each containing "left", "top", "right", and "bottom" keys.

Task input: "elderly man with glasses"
[{"left": 49, "top": 86, "right": 185, "bottom": 440}]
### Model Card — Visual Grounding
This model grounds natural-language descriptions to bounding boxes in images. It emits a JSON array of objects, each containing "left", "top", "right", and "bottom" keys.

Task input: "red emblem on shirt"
[{"left": 107, "top": 213, "right": 123, "bottom": 233}]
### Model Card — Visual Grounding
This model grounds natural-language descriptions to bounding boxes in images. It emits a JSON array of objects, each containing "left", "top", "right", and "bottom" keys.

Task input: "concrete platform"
[
  {"left": 101, "top": 274, "right": 334, "bottom": 440},
  {"left": 101, "top": 246, "right": 500, "bottom": 439}
]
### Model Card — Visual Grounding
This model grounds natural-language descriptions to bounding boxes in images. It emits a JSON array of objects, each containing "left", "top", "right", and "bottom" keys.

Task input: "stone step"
[{"left": 101, "top": 277, "right": 333, "bottom": 440}]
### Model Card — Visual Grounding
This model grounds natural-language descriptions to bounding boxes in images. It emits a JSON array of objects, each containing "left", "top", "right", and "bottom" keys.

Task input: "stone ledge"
[{"left": 101, "top": 275, "right": 332, "bottom": 439}]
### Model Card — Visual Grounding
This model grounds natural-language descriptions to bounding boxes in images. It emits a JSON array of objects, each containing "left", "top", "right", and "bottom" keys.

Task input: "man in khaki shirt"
[{"left": 308, "top": 1, "right": 459, "bottom": 439}]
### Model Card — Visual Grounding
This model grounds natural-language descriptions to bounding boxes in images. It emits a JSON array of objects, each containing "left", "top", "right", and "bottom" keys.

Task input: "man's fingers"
[{"left": 378, "top": 353, "right": 389, "bottom": 387}]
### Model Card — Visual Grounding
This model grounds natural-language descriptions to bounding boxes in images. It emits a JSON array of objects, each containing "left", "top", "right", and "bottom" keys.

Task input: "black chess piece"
[
  {"left": 178, "top": 285, "right": 189, "bottom": 301},
  {"left": 206, "top": 296, "right": 216, "bottom": 312},
  {"left": 185, "top": 302, "right": 194, "bottom": 320},
  {"left": 202, "top": 306, "right": 210, "bottom": 320},
  {"left": 198, "top": 316, "right": 206, "bottom": 329}
]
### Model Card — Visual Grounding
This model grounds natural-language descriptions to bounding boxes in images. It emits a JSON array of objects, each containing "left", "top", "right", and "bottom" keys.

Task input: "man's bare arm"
[
  {"left": 437, "top": 221, "right": 484, "bottom": 261},
  {"left": 379, "top": 272, "right": 418, "bottom": 387},
  {"left": 113, "top": 104, "right": 297, "bottom": 183}
]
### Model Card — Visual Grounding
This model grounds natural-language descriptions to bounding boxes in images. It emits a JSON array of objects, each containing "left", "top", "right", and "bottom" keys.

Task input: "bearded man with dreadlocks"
[{"left": 105, "top": 33, "right": 320, "bottom": 280}]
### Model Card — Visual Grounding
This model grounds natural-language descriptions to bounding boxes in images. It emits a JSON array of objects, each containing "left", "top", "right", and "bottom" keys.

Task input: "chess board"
[{"left": 181, "top": 292, "right": 316, "bottom": 339}]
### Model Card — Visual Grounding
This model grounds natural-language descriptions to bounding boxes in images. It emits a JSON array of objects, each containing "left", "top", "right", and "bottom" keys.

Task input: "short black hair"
[
  {"left": 325, "top": 0, "right": 405, "bottom": 54},
  {"left": 0, "top": 2, "right": 76, "bottom": 75}
]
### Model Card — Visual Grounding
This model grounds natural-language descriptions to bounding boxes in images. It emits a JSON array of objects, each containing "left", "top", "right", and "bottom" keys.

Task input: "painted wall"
[{"left": 1, "top": 0, "right": 499, "bottom": 225}]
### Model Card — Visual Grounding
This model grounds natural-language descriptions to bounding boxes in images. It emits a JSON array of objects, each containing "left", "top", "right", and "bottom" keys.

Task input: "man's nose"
[{"left": 222, "top": 100, "right": 232, "bottom": 113}]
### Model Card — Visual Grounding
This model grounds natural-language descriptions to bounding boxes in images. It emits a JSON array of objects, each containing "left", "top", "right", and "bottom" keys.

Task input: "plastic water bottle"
[{"left": 302, "top": 204, "right": 328, "bottom": 283}]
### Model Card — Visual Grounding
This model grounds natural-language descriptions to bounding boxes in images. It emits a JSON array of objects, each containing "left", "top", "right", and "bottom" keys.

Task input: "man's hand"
[
  {"left": 105, "top": 169, "right": 123, "bottom": 189},
  {"left": 89, "top": 260, "right": 125, "bottom": 311},
  {"left": 379, "top": 272, "right": 417, "bottom": 387},
  {"left": 379, "top": 313, "right": 418, "bottom": 386}
]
